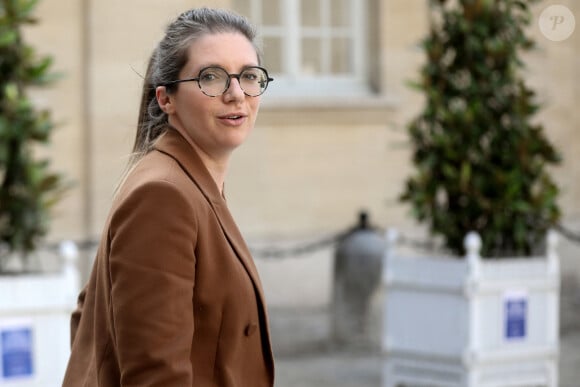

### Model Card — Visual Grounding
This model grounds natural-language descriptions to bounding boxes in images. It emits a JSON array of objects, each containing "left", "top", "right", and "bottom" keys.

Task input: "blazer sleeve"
[{"left": 108, "top": 179, "right": 197, "bottom": 386}]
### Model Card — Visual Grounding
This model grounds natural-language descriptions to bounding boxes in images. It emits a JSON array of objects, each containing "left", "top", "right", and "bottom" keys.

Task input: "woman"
[{"left": 63, "top": 8, "right": 275, "bottom": 387}]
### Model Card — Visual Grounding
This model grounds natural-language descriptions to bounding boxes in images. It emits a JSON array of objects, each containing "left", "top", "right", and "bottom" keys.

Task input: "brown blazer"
[{"left": 62, "top": 129, "right": 274, "bottom": 387}]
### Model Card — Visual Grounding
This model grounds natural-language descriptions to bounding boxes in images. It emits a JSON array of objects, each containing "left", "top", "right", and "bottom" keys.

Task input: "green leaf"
[
  {"left": 0, "top": 29, "right": 17, "bottom": 47},
  {"left": 459, "top": 162, "right": 471, "bottom": 190},
  {"left": 0, "top": 0, "right": 68, "bottom": 260},
  {"left": 3, "top": 82, "right": 19, "bottom": 101}
]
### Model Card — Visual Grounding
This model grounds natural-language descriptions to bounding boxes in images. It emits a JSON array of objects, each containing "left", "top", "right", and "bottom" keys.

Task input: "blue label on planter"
[
  {"left": 505, "top": 295, "right": 527, "bottom": 340},
  {"left": 1, "top": 327, "right": 34, "bottom": 379}
]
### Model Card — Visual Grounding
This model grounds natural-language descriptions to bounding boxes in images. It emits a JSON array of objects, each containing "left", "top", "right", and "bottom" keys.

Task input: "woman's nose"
[{"left": 224, "top": 77, "right": 245, "bottom": 98}]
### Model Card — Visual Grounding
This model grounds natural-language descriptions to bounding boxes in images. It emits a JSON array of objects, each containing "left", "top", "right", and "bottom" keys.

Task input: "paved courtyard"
[{"left": 271, "top": 306, "right": 580, "bottom": 387}]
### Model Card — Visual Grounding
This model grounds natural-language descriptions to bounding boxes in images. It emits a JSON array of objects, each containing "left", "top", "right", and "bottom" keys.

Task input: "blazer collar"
[
  {"left": 153, "top": 128, "right": 268, "bottom": 303},
  {"left": 155, "top": 129, "right": 223, "bottom": 204}
]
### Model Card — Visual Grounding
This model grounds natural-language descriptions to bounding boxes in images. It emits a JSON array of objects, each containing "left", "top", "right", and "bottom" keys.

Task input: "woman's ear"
[{"left": 156, "top": 86, "right": 175, "bottom": 114}]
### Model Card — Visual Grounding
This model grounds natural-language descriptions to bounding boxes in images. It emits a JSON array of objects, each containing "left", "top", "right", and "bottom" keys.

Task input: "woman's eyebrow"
[{"left": 193, "top": 63, "right": 260, "bottom": 73}]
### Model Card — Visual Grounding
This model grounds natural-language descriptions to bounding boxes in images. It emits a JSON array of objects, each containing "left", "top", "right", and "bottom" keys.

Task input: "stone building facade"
[{"left": 23, "top": 0, "right": 580, "bottom": 304}]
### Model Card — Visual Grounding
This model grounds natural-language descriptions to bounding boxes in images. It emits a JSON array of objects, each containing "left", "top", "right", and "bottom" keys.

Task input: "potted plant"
[
  {"left": 0, "top": 0, "right": 78, "bottom": 384},
  {"left": 382, "top": 1, "right": 561, "bottom": 386}
]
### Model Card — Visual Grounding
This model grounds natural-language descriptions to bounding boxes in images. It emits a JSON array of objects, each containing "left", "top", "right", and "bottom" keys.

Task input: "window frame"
[{"left": 241, "top": 0, "right": 370, "bottom": 98}]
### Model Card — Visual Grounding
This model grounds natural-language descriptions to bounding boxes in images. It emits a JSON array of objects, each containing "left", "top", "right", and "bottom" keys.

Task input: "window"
[{"left": 234, "top": 0, "right": 369, "bottom": 98}]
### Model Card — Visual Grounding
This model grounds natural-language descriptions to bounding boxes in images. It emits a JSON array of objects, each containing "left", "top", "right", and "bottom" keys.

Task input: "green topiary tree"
[
  {"left": 401, "top": 0, "right": 561, "bottom": 258},
  {"left": 0, "top": 0, "right": 65, "bottom": 268}
]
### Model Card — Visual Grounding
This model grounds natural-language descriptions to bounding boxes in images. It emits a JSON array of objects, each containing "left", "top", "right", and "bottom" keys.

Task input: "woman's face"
[{"left": 157, "top": 32, "right": 261, "bottom": 160}]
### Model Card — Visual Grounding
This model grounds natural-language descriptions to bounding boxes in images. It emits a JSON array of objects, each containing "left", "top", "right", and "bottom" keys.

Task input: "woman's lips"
[{"left": 218, "top": 113, "right": 247, "bottom": 126}]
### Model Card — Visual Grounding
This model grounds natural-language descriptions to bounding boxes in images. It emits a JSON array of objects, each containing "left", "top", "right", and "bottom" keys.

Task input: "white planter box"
[
  {"left": 382, "top": 231, "right": 560, "bottom": 387},
  {"left": 0, "top": 246, "right": 79, "bottom": 387}
]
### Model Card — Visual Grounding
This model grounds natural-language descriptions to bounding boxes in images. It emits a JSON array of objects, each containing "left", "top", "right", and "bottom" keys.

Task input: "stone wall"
[{"left": 22, "top": 1, "right": 580, "bottom": 306}]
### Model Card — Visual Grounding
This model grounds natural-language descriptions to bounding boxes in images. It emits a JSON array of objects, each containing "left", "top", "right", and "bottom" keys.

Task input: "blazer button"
[{"left": 244, "top": 323, "right": 258, "bottom": 337}]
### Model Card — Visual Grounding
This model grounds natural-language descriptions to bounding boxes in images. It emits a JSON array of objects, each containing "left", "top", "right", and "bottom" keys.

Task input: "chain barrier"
[
  {"left": 393, "top": 222, "right": 580, "bottom": 255},
  {"left": 35, "top": 220, "right": 580, "bottom": 260},
  {"left": 38, "top": 230, "right": 353, "bottom": 260},
  {"left": 555, "top": 223, "right": 580, "bottom": 244},
  {"left": 394, "top": 234, "right": 450, "bottom": 254},
  {"left": 249, "top": 229, "right": 352, "bottom": 259},
  {"left": 42, "top": 239, "right": 99, "bottom": 254},
  {"left": 248, "top": 228, "right": 454, "bottom": 258},
  {"left": 394, "top": 223, "right": 580, "bottom": 254},
  {"left": 38, "top": 229, "right": 364, "bottom": 260},
  {"left": 249, "top": 222, "right": 580, "bottom": 259}
]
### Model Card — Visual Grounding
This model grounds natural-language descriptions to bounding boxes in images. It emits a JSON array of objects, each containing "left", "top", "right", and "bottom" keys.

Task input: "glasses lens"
[
  {"left": 240, "top": 67, "right": 269, "bottom": 96},
  {"left": 198, "top": 67, "right": 229, "bottom": 96}
]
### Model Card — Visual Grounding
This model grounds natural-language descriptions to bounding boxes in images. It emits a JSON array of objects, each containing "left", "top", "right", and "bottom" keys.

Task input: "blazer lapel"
[{"left": 153, "top": 129, "right": 268, "bottom": 304}]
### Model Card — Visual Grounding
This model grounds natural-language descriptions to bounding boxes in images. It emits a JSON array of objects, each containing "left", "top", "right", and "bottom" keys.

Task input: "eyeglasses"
[{"left": 161, "top": 66, "right": 274, "bottom": 97}]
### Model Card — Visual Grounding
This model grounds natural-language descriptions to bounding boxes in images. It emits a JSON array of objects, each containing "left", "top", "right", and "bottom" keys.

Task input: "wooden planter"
[{"left": 382, "top": 230, "right": 560, "bottom": 387}]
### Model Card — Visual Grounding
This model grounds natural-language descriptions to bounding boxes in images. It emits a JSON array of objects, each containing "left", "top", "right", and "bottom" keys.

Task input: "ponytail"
[{"left": 128, "top": 50, "right": 168, "bottom": 169}]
